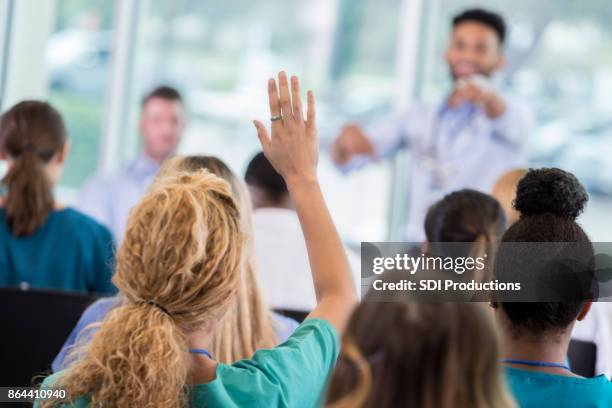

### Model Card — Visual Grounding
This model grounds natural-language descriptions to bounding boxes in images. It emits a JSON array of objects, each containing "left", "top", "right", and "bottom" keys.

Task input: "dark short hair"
[
  {"left": 425, "top": 189, "right": 506, "bottom": 245},
  {"left": 141, "top": 86, "right": 183, "bottom": 108},
  {"left": 244, "top": 152, "right": 288, "bottom": 203},
  {"left": 452, "top": 8, "right": 506, "bottom": 44}
]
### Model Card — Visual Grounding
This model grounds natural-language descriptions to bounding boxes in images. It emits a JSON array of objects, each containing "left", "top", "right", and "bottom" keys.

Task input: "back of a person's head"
[
  {"left": 326, "top": 282, "right": 515, "bottom": 408},
  {"left": 425, "top": 189, "right": 506, "bottom": 264},
  {"left": 492, "top": 168, "right": 528, "bottom": 226},
  {"left": 43, "top": 170, "right": 243, "bottom": 408},
  {"left": 496, "top": 168, "right": 593, "bottom": 337},
  {"left": 158, "top": 155, "right": 277, "bottom": 361},
  {"left": 160, "top": 155, "right": 247, "bottom": 217},
  {"left": 244, "top": 151, "right": 288, "bottom": 206},
  {"left": 0, "top": 101, "right": 67, "bottom": 236}
]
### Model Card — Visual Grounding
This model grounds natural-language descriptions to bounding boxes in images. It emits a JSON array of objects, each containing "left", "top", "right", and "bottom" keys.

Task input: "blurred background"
[{"left": 1, "top": 0, "right": 612, "bottom": 245}]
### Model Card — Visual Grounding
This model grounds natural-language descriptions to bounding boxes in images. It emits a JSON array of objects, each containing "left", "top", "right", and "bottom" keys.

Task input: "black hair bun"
[{"left": 514, "top": 168, "right": 588, "bottom": 220}]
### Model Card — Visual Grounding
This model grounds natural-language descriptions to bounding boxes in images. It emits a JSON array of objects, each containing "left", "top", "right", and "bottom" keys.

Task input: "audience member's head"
[
  {"left": 161, "top": 155, "right": 249, "bottom": 223},
  {"left": 494, "top": 168, "right": 593, "bottom": 341},
  {"left": 46, "top": 169, "right": 243, "bottom": 407},
  {"left": 140, "top": 86, "right": 186, "bottom": 163},
  {"left": 244, "top": 151, "right": 290, "bottom": 209},
  {"left": 492, "top": 168, "right": 528, "bottom": 226},
  {"left": 446, "top": 8, "right": 506, "bottom": 80},
  {"left": 326, "top": 279, "right": 515, "bottom": 408},
  {"left": 158, "top": 155, "right": 277, "bottom": 361},
  {"left": 0, "top": 101, "right": 68, "bottom": 236},
  {"left": 425, "top": 189, "right": 506, "bottom": 279}
]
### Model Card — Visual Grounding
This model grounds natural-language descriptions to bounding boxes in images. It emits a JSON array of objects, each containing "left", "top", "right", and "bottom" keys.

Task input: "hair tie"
[
  {"left": 140, "top": 300, "right": 171, "bottom": 316},
  {"left": 15, "top": 144, "right": 37, "bottom": 158}
]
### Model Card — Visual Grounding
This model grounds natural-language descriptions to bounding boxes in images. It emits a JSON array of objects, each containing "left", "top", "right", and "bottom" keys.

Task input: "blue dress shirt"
[
  {"left": 76, "top": 154, "right": 161, "bottom": 243},
  {"left": 344, "top": 99, "right": 533, "bottom": 241}
]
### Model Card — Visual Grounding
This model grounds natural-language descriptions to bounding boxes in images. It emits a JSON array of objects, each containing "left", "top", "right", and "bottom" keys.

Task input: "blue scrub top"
[
  {"left": 506, "top": 366, "right": 612, "bottom": 408},
  {"left": 0, "top": 207, "right": 115, "bottom": 294}
]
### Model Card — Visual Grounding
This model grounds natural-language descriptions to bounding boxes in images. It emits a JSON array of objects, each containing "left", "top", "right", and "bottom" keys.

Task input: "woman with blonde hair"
[
  {"left": 326, "top": 275, "right": 517, "bottom": 408},
  {"left": 157, "top": 155, "right": 296, "bottom": 359},
  {"left": 38, "top": 72, "right": 357, "bottom": 407},
  {"left": 52, "top": 155, "right": 294, "bottom": 371}
]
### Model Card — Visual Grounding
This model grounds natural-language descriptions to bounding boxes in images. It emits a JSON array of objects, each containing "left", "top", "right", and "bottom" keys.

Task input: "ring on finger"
[{"left": 271, "top": 115, "right": 283, "bottom": 122}]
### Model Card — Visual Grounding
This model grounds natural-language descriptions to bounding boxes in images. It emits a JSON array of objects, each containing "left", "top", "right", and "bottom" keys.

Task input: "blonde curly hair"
[
  {"left": 159, "top": 155, "right": 278, "bottom": 361},
  {"left": 43, "top": 169, "right": 244, "bottom": 408}
]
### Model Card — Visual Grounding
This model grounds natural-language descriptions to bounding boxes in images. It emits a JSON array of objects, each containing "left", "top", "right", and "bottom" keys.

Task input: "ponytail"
[
  {"left": 159, "top": 155, "right": 278, "bottom": 362},
  {"left": 0, "top": 101, "right": 67, "bottom": 236},
  {"left": 3, "top": 149, "right": 54, "bottom": 236},
  {"left": 43, "top": 170, "right": 244, "bottom": 407},
  {"left": 43, "top": 303, "right": 191, "bottom": 408}
]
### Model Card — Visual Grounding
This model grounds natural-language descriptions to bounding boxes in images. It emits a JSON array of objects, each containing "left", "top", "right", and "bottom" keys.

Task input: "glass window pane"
[
  {"left": 45, "top": 0, "right": 114, "bottom": 193},
  {"left": 128, "top": 0, "right": 403, "bottom": 242}
]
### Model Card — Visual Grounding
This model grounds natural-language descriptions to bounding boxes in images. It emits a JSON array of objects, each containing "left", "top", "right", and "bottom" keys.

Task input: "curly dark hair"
[
  {"left": 496, "top": 168, "right": 593, "bottom": 336},
  {"left": 514, "top": 168, "right": 588, "bottom": 220}
]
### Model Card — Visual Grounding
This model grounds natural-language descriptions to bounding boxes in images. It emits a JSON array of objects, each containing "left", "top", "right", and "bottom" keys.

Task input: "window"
[
  {"left": 45, "top": 0, "right": 114, "bottom": 192},
  {"left": 127, "top": 0, "right": 404, "bottom": 242}
]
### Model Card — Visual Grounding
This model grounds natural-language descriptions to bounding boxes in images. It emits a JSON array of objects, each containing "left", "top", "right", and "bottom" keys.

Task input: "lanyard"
[
  {"left": 428, "top": 102, "right": 477, "bottom": 159},
  {"left": 189, "top": 348, "right": 213, "bottom": 359},
  {"left": 502, "top": 358, "right": 571, "bottom": 371},
  {"left": 424, "top": 102, "right": 477, "bottom": 189}
]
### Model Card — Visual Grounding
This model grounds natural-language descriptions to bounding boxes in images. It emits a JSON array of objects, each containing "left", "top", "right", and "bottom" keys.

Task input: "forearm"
[
  {"left": 287, "top": 179, "right": 357, "bottom": 304},
  {"left": 254, "top": 72, "right": 358, "bottom": 331},
  {"left": 489, "top": 100, "right": 533, "bottom": 146}
]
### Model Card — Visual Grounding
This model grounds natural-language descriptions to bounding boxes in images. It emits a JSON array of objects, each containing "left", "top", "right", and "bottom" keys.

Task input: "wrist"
[{"left": 285, "top": 175, "right": 319, "bottom": 191}]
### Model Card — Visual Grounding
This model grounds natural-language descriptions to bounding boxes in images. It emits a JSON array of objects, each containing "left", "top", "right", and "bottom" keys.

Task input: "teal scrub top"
[
  {"left": 0, "top": 208, "right": 115, "bottom": 294},
  {"left": 506, "top": 366, "right": 612, "bottom": 408},
  {"left": 37, "top": 318, "right": 339, "bottom": 407}
]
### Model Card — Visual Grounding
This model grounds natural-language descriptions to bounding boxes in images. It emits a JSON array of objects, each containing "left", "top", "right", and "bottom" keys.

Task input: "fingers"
[
  {"left": 331, "top": 126, "right": 355, "bottom": 165},
  {"left": 278, "top": 71, "right": 293, "bottom": 120},
  {"left": 306, "top": 90, "right": 316, "bottom": 127},
  {"left": 448, "top": 90, "right": 462, "bottom": 107},
  {"left": 291, "top": 76, "right": 303, "bottom": 120},
  {"left": 253, "top": 120, "right": 270, "bottom": 151},
  {"left": 258, "top": 72, "right": 315, "bottom": 148},
  {"left": 268, "top": 78, "right": 281, "bottom": 119}
]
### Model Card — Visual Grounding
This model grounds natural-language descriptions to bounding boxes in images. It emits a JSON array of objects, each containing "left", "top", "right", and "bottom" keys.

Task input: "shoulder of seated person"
[
  {"left": 57, "top": 208, "right": 113, "bottom": 236},
  {"left": 83, "top": 296, "right": 122, "bottom": 317},
  {"left": 83, "top": 165, "right": 133, "bottom": 188},
  {"left": 41, "top": 370, "right": 64, "bottom": 387}
]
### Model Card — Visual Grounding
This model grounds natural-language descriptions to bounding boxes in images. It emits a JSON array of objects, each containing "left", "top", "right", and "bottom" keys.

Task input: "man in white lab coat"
[{"left": 332, "top": 8, "right": 533, "bottom": 241}]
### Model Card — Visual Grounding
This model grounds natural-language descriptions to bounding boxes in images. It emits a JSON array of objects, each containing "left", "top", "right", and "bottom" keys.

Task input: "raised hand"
[
  {"left": 253, "top": 71, "right": 357, "bottom": 333},
  {"left": 253, "top": 72, "right": 318, "bottom": 185}
]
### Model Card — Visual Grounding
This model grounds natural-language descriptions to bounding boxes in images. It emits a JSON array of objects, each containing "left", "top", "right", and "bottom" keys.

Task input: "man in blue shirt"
[
  {"left": 331, "top": 8, "right": 533, "bottom": 241},
  {"left": 77, "top": 86, "right": 187, "bottom": 242}
]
